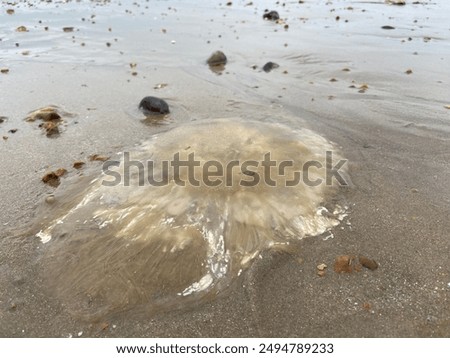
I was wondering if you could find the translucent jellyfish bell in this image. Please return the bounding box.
[34,118,348,318]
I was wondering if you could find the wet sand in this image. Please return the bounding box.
[1,0,449,337]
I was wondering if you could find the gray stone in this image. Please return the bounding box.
[262,62,279,72]
[139,96,170,115]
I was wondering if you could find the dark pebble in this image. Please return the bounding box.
[381,25,395,30]
[139,96,170,115]
[263,10,280,21]
[262,62,280,72]
[207,51,227,66]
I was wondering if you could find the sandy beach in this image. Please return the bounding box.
[0,0,449,337]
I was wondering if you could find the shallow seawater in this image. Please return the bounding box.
[33,118,348,318]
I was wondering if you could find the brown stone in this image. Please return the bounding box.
[207,51,227,66]
[73,161,85,169]
[54,168,67,177]
[359,256,379,271]
[89,154,110,162]
[42,172,60,187]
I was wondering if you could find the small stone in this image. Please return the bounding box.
[1,68,9,74]
[0,116,7,123]
[381,25,395,30]
[63,27,74,32]
[359,256,378,271]
[89,154,110,162]
[317,263,327,271]
[42,172,60,187]
[405,69,413,74]
[73,161,85,169]
[317,271,326,277]
[100,322,109,331]
[3,136,8,140]
[263,10,280,21]
[154,83,168,90]
[262,62,279,72]
[45,195,56,204]
[55,168,67,177]
[358,84,369,93]
[8,129,18,134]
[207,51,227,66]
[342,68,351,72]
[16,26,28,32]
[7,9,15,15]
[329,78,338,82]
[388,0,406,5]
[139,96,170,115]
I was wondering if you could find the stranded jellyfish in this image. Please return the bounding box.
[34,118,348,318]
